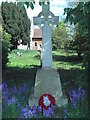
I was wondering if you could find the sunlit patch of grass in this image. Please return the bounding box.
[53,61,83,70]
[8,49,84,70]
[52,50,83,70]
[8,50,40,68]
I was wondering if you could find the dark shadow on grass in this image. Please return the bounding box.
[2,65,40,87]
[2,64,86,97]
[34,55,40,60]
[57,67,86,95]
[53,55,82,64]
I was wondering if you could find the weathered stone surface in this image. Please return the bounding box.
[33,4,59,68]
[29,3,67,108]
[29,68,67,108]
[34,68,62,98]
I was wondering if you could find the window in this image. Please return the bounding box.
[35,42,37,47]
[40,44,41,47]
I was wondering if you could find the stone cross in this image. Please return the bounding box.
[29,4,67,108]
[33,4,59,68]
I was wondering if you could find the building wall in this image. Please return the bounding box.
[32,38,42,50]
[17,44,28,50]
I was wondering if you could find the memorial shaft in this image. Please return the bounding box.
[42,22,52,68]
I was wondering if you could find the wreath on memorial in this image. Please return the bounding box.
[38,94,55,110]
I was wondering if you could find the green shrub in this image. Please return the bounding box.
[2,30,11,68]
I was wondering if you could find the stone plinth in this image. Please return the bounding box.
[29,68,67,108]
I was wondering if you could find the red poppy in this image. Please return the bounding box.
[38,94,55,110]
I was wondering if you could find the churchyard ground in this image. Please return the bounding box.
[2,49,88,118]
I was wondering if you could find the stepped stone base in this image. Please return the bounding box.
[29,68,68,108]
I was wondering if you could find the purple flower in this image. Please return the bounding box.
[69,87,85,107]
[2,82,8,89]
[21,105,29,113]
[11,85,17,94]
[18,87,24,94]
[48,107,52,113]
[21,105,37,118]
[43,108,47,117]
[64,109,67,113]
[3,96,8,106]
[17,102,21,108]
[32,105,37,111]
[28,109,32,115]
[78,87,81,92]
[28,110,33,118]
[38,106,42,112]
[78,87,85,96]
[43,107,54,117]
[46,109,50,117]
[2,83,9,96]
[0,104,2,112]
[70,97,77,106]
[71,90,77,97]
[32,109,36,115]
[0,84,2,91]
[47,107,54,117]
[23,112,28,118]
[51,104,55,109]
[8,97,17,104]
[2,90,8,96]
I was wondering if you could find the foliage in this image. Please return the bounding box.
[52,21,69,50]
[69,24,87,59]
[63,88,88,118]
[2,81,88,119]
[64,2,90,68]
[74,75,88,88]
[2,82,55,118]
[2,81,88,118]
[17,0,50,9]
[2,30,11,68]
[2,49,87,118]
[1,2,30,49]
[7,49,83,70]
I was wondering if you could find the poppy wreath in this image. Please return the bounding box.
[38,94,55,110]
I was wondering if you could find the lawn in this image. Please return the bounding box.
[2,49,88,118]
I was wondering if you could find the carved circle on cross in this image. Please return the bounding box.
[38,11,55,27]
[33,4,59,29]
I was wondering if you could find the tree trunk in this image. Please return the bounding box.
[77,50,82,60]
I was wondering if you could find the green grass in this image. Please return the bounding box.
[3,49,87,90]
[52,49,83,69]
[2,49,88,118]
[8,50,40,68]
[7,49,83,70]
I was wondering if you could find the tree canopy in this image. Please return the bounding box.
[2,29,11,68]
[52,21,69,50]
[1,2,30,49]
[64,2,90,67]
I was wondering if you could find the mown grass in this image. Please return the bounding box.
[8,50,40,68]
[52,49,83,69]
[3,49,85,86]
[7,49,83,69]
[3,49,87,94]
[2,49,88,118]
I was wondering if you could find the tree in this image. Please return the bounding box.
[64,2,90,67]
[1,2,30,49]
[2,29,11,68]
[68,24,87,59]
[52,21,69,50]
